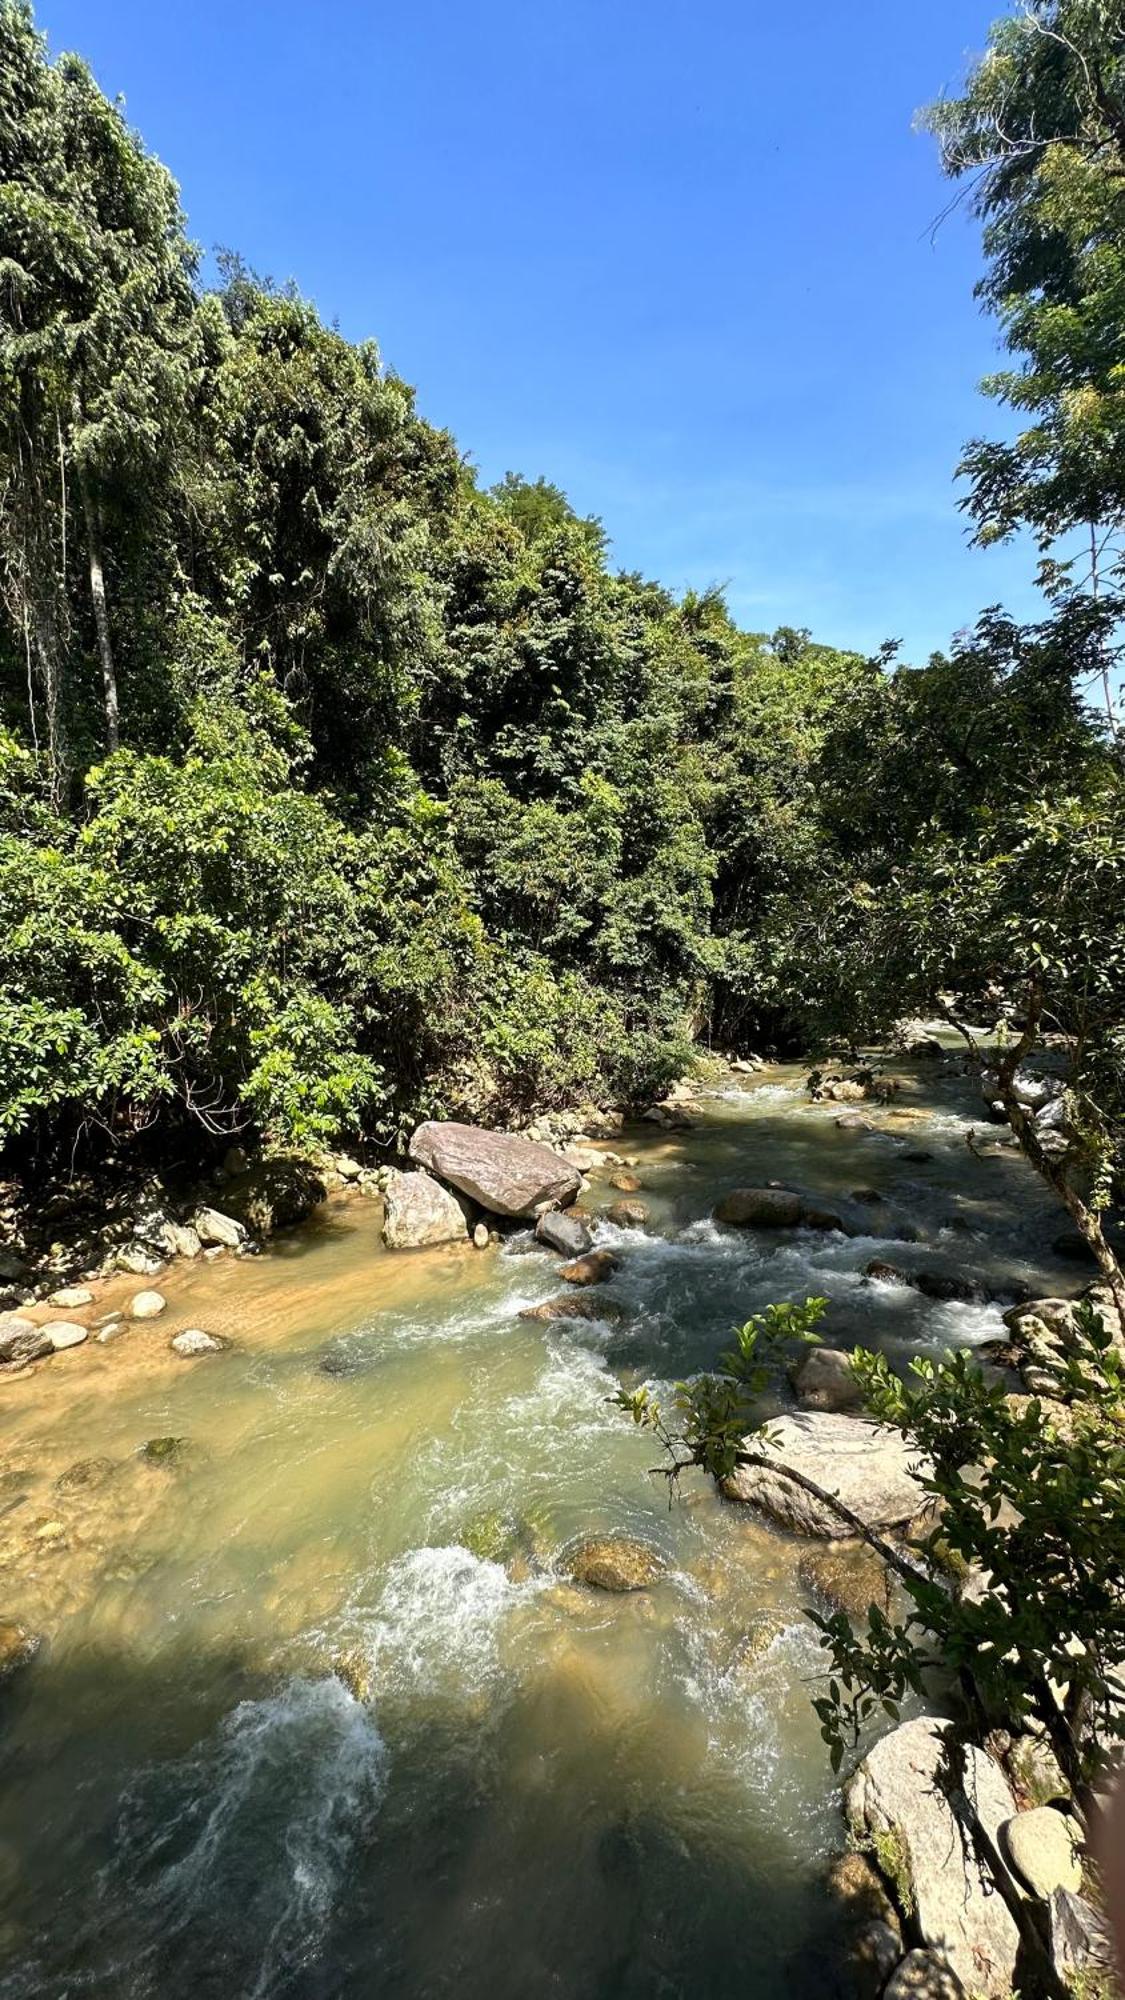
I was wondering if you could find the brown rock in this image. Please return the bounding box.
[409,1121,580,1218]
[559,1250,619,1286]
[519,1293,625,1323]
[609,1170,642,1193]
[607,1198,648,1227]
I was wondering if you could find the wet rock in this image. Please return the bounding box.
[850,1188,885,1206]
[722,1412,933,1537]
[192,1206,246,1250]
[563,1536,664,1591]
[559,1249,619,1287]
[900,1148,934,1164]
[0,1622,39,1680]
[864,1259,910,1287]
[845,1718,1019,1997]
[607,1198,648,1228]
[130,1290,166,1320]
[170,1329,230,1357]
[835,1114,874,1131]
[472,1222,490,1249]
[790,1345,864,1412]
[609,1170,642,1193]
[55,1456,119,1493]
[140,1436,190,1465]
[47,1285,93,1310]
[409,1121,580,1219]
[381,1169,468,1250]
[42,1320,88,1351]
[1001,1806,1081,1898]
[883,1950,963,2000]
[535,1209,592,1258]
[519,1293,624,1324]
[799,1545,890,1621]
[913,1270,982,1304]
[713,1187,803,1228]
[223,1155,326,1236]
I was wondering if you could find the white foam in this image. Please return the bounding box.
[363,1544,531,1699]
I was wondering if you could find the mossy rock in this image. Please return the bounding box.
[140,1435,190,1465]
[55,1456,120,1494]
[799,1545,891,1622]
[562,1535,664,1592]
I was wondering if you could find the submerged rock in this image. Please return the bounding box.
[409,1121,580,1218]
[608,1170,642,1193]
[140,1436,190,1465]
[799,1544,890,1621]
[559,1249,619,1286]
[845,1717,1019,1997]
[0,1622,40,1680]
[381,1169,468,1250]
[563,1536,664,1592]
[721,1411,933,1537]
[55,1456,119,1493]
[535,1209,592,1258]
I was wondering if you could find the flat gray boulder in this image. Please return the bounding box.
[382,1170,468,1249]
[791,1345,864,1412]
[409,1121,580,1218]
[721,1410,932,1537]
[846,1718,1019,1998]
[535,1209,592,1257]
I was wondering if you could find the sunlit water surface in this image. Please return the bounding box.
[0,1053,1073,1997]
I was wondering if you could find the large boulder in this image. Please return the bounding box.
[409,1121,580,1218]
[721,1411,933,1538]
[1001,1806,1081,1899]
[564,1536,664,1591]
[846,1717,1020,1998]
[381,1170,468,1250]
[192,1206,246,1250]
[713,1187,803,1228]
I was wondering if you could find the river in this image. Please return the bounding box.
[0,1047,1074,1998]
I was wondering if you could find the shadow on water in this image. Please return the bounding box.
[0,1634,853,2000]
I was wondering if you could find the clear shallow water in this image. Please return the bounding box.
[0,1051,1076,1998]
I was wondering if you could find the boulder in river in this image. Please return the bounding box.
[535,1209,592,1258]
[409,1121,580,1218]
[563,1536,664,1591]
[171,1329,230,1358]
[559,1249,618,1286]
[790,1345,864,1412]
[607,1198,648,1227]
[609,1169,642,1193]
[721,1411,933,1537]
[799,1544,890,1621]
[846,1717,1020,1997]
[519,1293,624,1324]
[713,1187,803,1228]
[381,1169,468,1250]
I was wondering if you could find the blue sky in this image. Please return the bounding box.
[43,0,1038,662]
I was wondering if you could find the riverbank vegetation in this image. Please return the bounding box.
[0,0,1122,1297]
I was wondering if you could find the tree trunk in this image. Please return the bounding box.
[996,981,1125,1322]
[77,463,119,753]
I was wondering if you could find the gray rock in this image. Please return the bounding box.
[381,1170,468,1250]
[160,1220,203,1260]
[845,1718,1019,1997]
[170,1328,230,1357]
[1047,1888,1112,1987]
[409,1121,580,1218]
[192,1207,246,1250]
[790,1345,864,1412]
[721,1411,933,1538]
[1001,1806,1081,1898]
[535,1209,592,1258]
[0,1325,52,1364]
[116,1242,165,1276]
[851,1921,903,2000]
[130,1290,166,1321]
[47,1286,93,1309]
[883,1950,964,1999]
[0,1312,38,1358]
[43,1320,88,1351]
[713,1187,803,1228]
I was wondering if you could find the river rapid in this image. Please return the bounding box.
[0,1048,1078,1999]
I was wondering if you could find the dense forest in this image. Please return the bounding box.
[0,0,1122,1291]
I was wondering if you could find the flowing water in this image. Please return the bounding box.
[0,1050,1076,1998]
